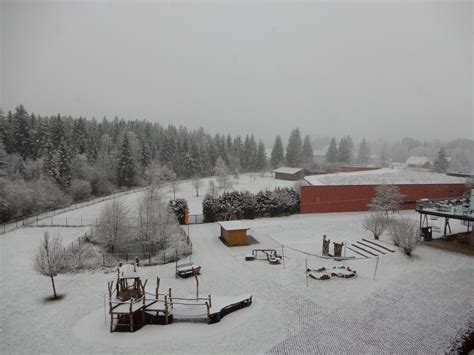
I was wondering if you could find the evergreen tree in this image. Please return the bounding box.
[357,138,370,165]
[285,128,303,167]
[12,105,31,159]
[270,135,285,168]
[338,136,354,164]
[72,117,88,154]
[326,137,338,163]
[49,114,65,147]
[256,141,267,171]
[56,141,72,189]
[117,133,136,187]
[0,138,7,176]
[433,147,449,173]
[302,135,314,168]
[140,138,152,169]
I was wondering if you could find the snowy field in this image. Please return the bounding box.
[39,172,296,226]
[1,199,473,353]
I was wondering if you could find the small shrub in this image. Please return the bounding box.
[169,198,188,224]
[388,217,419,256]
[362,212,386,240]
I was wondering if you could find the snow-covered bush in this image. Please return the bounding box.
[62,242,101,272]
[203,187,299,222]
[169,198,188,225]
[29,178,70,212]
[362,212,386,240]
[69,179,92,201]
[388,217,419,256]
[369,184,404,216]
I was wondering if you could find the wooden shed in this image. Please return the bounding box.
[218,221,250,246]
[273,167,307,181]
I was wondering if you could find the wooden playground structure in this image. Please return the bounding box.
[107,264,252,332]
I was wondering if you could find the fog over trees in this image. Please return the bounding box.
[1,104,473,223]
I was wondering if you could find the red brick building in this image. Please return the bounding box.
[300,169,468,214]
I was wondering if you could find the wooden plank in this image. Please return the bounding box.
[351,243,378,256]
[356,241,386,254]
[346,246,369,258]
[361,238,395,252]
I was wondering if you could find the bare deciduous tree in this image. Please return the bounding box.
[33,231,64,299]
[388,217,419,256]
[192,176,202,197]
[96,199,129,253]
[215,157,233,192]
[362,212,386,240]
[207,179,217,197]
[369,184,404,216]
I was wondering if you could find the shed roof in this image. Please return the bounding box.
[218,220,250,231]
[273,167,304,174]
[304,168,466,186]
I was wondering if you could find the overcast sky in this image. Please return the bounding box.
[1,1,472,143]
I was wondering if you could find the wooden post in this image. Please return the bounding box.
[373,256,379,280]
[205,301,210,324]
[194,270,199,299]
[156,277,160,299]
[208,294,212,308]
[282,245,286,269]
[169,288,173,308]
[129,301,134,332]
[164,295,169,324]
[305,258,308,288]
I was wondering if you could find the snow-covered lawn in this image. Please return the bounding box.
[41,173,296,226]
[1,206,472,353]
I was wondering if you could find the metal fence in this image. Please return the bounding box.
[188,214,204,225]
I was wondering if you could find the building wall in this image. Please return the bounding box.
[221,227,247,246]
[275,171,305,181]
[300,183,468,213]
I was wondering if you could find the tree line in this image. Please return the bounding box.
[0,105,273,221]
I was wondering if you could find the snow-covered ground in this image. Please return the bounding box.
[1,201,473,353]
[39,173,296,226]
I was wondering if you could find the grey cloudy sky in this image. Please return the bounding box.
[1,1,472,143]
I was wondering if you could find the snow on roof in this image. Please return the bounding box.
[218,220,250,231]
[304,168,466,186]
[405,156,431,165]
[118,264,141,279]
[273,167,304,174]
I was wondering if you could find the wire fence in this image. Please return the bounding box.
[0,186,148,234]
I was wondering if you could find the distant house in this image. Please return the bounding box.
[313,145,329,165]
[273,167,307,181]
[405,156,432,169]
